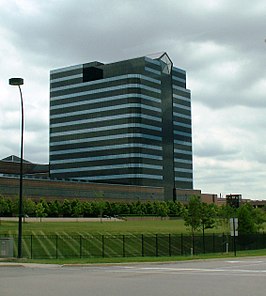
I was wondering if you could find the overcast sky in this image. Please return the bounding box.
[1,0,266,200]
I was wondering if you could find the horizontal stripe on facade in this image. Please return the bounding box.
[50,73,83,83]
[50,117,162,135]
[50,140,163,155]
[174,140,192,147]
[51,64,83,74]
[174,134,192,143]
[50,168,163,180]
[50,163,163,174]
[145,67,161,76]
[51,88,161,110]
[51,84,161,102]
[173,123,192,133]
[173,117,191,126]
[50,109,162,127]
[174,167,193,173]
[50,133,162,147]
[174,144,192,153]
[50,143,163,156]
[50,103,161,120]
[172,66,186,75]
[50,123,162,139]
[172,80,186,88]
[175,177,193,182]
[174,158,193,164]
[72,174,163,181]
[144,56,161,66]
[51,159,162,172]
[51,74,161,92]
[51,78,162,98]
[173,93,191,103]
[173,130,192,138]
[172,75,186,83]
[173,112,191,120]
[174,162,193,170]
[174,149,192,156]
[174,153,192,162]
[50,94,161,113]
[50,113,162,129]
[50,153,163,165]
[50,146,163,161]
[51,129,161,147]
[172,85,191,96]
[173,98,191,109]
[173,103,191,111]
[173,121,191,129]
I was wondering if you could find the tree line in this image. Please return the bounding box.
[0,195,265,234]
[0,196,184,218]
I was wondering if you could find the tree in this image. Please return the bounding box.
[153,201,169,217]
[252,208,266,232]
[0,196,10,218]
[24,199,36,217]
[201,203,217,231]
[47,200,62,217]
[218,204,235,231]
[200,203,217,253]
[237,203,266,234]
[182,196,218,253]
[83,202,93,217]
[62,199,72,217]
[35,203,47,222]
[167,201,184,217]
[71,199,83,217]
[182,196,202,235]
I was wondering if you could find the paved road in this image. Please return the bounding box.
[1,258,266,296]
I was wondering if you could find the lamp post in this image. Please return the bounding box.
[9,77,24,258]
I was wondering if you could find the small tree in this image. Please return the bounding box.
[183,196,202,234]
[237,203,266,234]
[62,199,72,217]
[35,203,47,222]
[200,203,217,253]
[71,199,83,217]
[252,208,266,232]
[24,199,36,217]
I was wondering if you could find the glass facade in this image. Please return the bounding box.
[49,52,193,200]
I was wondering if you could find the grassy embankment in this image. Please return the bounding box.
[0,218,231,236]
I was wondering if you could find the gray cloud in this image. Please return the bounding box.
[1,0,266,199]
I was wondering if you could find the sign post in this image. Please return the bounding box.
[230,217,238,256]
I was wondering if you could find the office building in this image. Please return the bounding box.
[49,52,193,200]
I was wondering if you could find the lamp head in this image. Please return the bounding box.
[9,78,24,86]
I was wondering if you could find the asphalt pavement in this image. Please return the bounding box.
[1,257,266,296]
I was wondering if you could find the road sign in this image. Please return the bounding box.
[230,218,238,236]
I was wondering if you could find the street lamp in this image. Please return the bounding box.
[9,77,24,258]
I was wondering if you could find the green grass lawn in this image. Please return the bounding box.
[0,219,230,236]
[1,219,266,261]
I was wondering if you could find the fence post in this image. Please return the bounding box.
[123,235,125,257]
[213,233,215,253]
[155,234,158,257]
[181,233,183,256]
[55,235,58,259]
[141,234,144,257]
[30,235,33,259]
[169,234,171,257]
[80,235,82,258]
[102,235,105,258]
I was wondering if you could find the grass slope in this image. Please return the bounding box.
[0,219,230,235]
